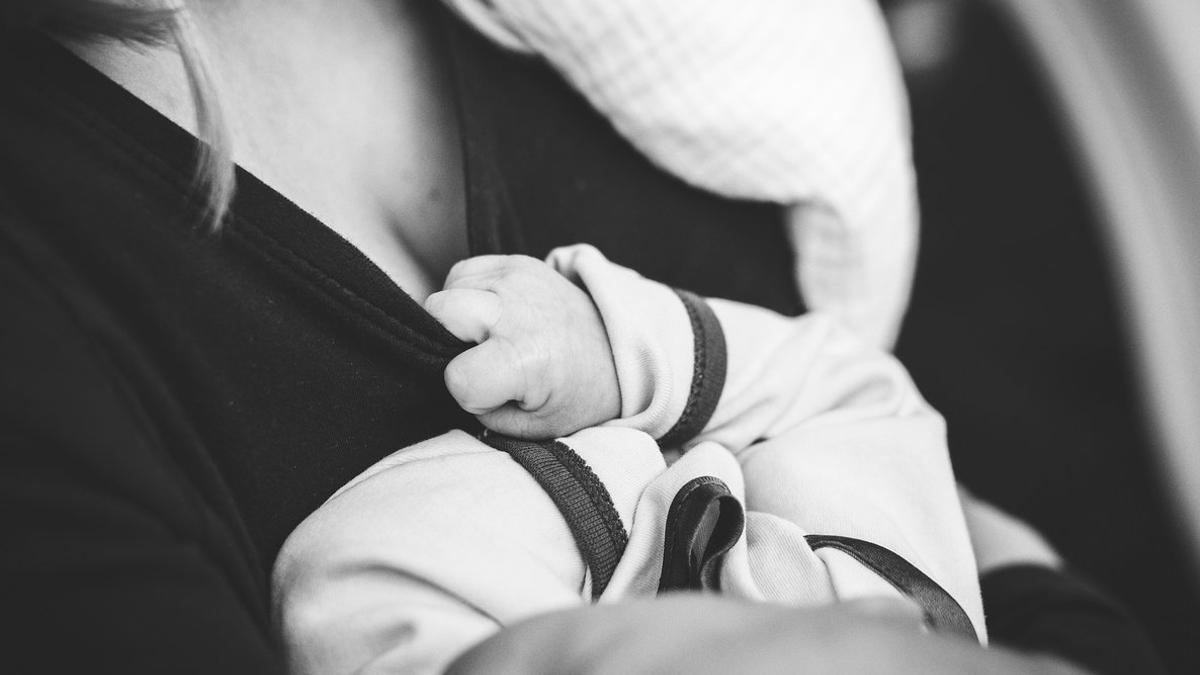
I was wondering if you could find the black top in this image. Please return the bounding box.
[0,11,1158,674]
[0,28,473,674]
[0,12,797,671]
[984,566,1162,675]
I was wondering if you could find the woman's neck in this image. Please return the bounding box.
[64,0,467,300]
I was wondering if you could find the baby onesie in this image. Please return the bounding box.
[273,245,982,674]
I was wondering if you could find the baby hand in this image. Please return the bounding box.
[425,255,621,439]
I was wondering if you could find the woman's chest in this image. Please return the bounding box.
[221,1,467,301]
[75,0,469,301]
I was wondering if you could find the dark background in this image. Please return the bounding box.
[881,1,1200,672]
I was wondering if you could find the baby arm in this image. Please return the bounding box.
[273,431,596,674]
[426,245,982,638]
[424,246,946,475]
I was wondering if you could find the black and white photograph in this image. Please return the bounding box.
[1,1,1196,673]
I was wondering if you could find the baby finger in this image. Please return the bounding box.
[424,288,502,344]
[443,339,536,415]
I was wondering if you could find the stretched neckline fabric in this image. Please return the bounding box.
[2,31,482,373]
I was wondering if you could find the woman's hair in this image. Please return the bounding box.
[2,1,234,230]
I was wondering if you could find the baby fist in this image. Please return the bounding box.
[425,255,621,439]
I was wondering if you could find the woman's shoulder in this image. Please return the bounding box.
[0,203,120,422]
[0,199,238,538]
[0,201,287,673]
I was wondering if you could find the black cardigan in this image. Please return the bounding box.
[0,10,1157,674]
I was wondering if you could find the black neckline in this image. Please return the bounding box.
[1,30,472,367]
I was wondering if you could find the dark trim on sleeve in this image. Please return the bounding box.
[805,534,979,642]
[482,433,629,599]
[659,289,727,448]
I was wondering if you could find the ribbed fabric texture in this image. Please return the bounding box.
[659,289,728,448]
[441,0,918,347]
[483,434,629,599]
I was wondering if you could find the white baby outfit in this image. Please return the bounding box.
[277,4,949,670]
[273,246,983,675]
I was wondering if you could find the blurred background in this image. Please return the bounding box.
[880,0,1200,671]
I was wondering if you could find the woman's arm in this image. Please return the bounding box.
[1,241,284,673]
[448,594,1085,675]
[962,494,1164,675]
